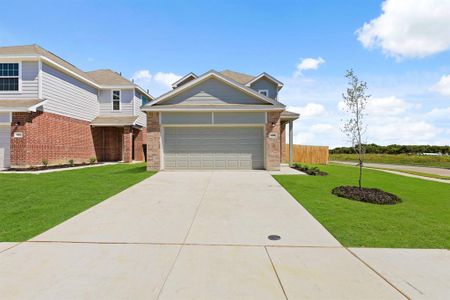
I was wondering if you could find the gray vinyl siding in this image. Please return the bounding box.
[0,124,10,169]
[98,89,134,115]
[134,90,146,127]
[0,61,38,99]
[161,112,212,124]
[250,78,278,99]
[214,112,265,124]
[160,112,265,125]
[163,78,265,105]
[0,112,11,123]
[42,63,99,121]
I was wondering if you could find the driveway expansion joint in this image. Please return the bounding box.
[346,248,411,299]
[265,246,289,300]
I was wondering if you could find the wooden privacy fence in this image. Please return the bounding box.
[284,145,329,164]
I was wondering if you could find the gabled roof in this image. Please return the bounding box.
[143,70,285,111]
[86,69,134,86]
[220,70,255,84]
[245,72,284,88]
[0,44,153,99]
[172,72,197,88]
[0,44,95,83]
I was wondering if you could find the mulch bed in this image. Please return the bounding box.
[332,185,402,205]
[7,162,97,172]
[292,164,328,176]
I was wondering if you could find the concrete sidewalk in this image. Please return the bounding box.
[333,160,450,183]
[0,171,437,299]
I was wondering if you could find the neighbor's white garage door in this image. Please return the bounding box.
[0,125,11,170]
[164,127,264,170]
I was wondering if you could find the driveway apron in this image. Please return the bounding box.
[0,171,406,299]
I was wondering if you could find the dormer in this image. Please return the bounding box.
[172,72,197,89]
[245,73,283,100]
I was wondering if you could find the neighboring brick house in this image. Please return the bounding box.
[0,45,153,169]
[142,70,299,171]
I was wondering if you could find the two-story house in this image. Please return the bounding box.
[0,45,153,169]
[142,70,299,171]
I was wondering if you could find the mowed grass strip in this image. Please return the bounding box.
[0,163,154,242]
[274,164,450,249]
[330,153,450,168]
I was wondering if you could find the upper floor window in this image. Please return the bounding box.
[258,89,269,97]
[0,63,20,91]
[112,90,121,111]
[141,95,149,105]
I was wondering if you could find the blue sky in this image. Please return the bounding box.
[1,0,449,147]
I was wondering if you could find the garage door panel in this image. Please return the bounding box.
[164,127,264,170]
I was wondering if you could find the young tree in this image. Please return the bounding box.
[342,69,369,189]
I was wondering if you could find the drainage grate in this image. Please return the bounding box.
[268,235,281,241]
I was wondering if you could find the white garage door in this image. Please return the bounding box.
[0,125,11,170]
[164,127,264,170]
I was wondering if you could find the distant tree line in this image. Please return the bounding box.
[330,144,450,155]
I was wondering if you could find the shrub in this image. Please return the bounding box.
[292,163,328,176]
[68,159,75,167]
[332,186,401,205]
[42,159,49,168]
[89,157,97,164]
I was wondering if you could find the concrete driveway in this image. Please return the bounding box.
[0,171,407,299]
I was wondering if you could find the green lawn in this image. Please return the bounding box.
[274,164,450,249]
[0,163,154,242]
[330,153,450,168]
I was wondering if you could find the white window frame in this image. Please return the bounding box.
[111,89,121,111]
[258,89,269,97]
[0,62,22,93]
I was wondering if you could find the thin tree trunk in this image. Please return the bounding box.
[359,159,363,189]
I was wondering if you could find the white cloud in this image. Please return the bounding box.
[366,96,415,116]
[153,72,182,88]
[310,124,334,133]
[425,107,450,119]
[131,70,181,97]
[357,0,450,58]
[432,74,450,96]
[369,119,441,145]
[295,57,325,76]
[287,103,326,119]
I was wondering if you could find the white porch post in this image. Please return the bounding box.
[289,120,293,166]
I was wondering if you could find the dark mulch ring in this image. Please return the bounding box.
[332,185,402,205]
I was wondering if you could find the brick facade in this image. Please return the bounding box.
[9,112,147,168]
[122,126,133,162]
[265,111,281,171]
[280,122,287,163]
[133,128,147,162]
[146,112,160,171]
[11,111,96,167]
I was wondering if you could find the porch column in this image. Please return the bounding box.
[289,120,293,166]
[122,126,133,162]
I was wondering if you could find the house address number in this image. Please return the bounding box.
[13,132,23,138]
[269,133,277,139]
